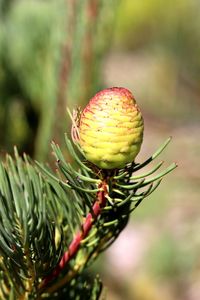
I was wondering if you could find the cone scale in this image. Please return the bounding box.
[79,87,144,169]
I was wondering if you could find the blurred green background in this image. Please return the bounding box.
[0,0,199,299]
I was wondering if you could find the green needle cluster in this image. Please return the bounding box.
[0,105,176,299]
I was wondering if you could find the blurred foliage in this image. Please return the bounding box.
[110,0,200,124]
[100,1,200,299]
[0,0,118,160]
[146,233,194,280]
[115,0,200,63]
[0,0,65,158]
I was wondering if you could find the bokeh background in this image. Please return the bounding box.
[0,0,199,299]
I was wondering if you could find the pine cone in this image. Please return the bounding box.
[79,87,144,169]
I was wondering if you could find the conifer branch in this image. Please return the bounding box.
[40,180,108,289]
[0,89,177,299]
[36,129,177,297]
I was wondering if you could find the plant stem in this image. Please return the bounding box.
[52,0,76,144]
[40,180,107,291]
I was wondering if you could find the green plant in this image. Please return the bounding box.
[0,88,176,299]
[0,0,118,160]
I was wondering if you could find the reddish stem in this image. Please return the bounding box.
[41,181,107,288]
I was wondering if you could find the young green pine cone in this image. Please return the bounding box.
[79,87,144,169]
